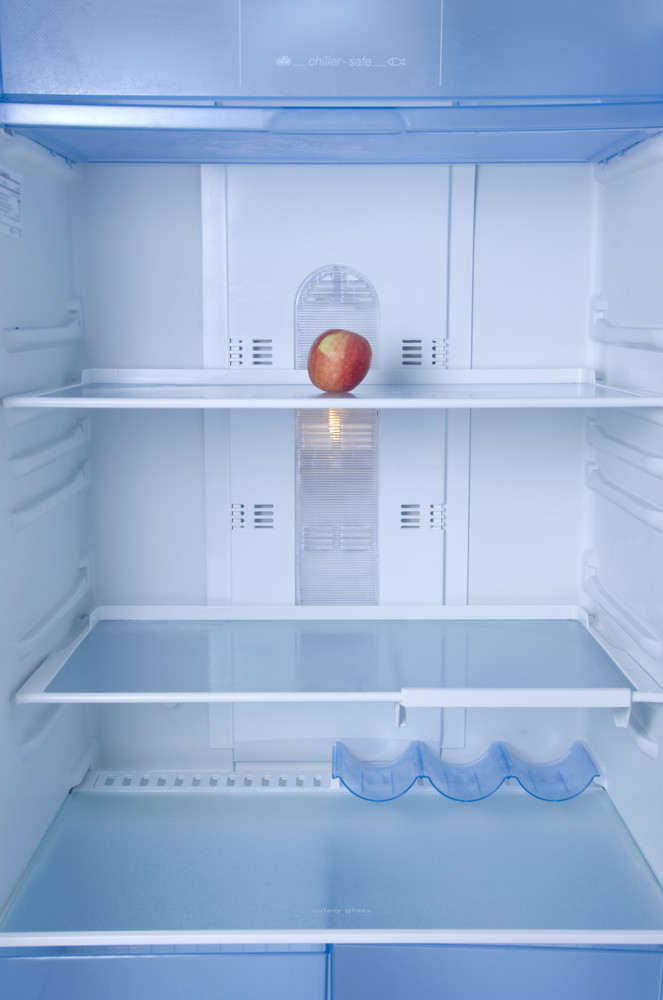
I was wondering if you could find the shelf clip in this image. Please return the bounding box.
[395,702,407,728]
[613,705,632,729]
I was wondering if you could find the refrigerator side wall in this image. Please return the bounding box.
[0,132,94,909]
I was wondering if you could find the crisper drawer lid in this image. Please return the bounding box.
[1,0,662,102]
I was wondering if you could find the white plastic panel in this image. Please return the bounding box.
[90,411,208,605]
[224,164,450,370]
[472,164,595,370]
[229,410,295,604]
[468,410,588,606]
[378,410,446,604]
[231,702,442,763]
[599,157,663,329]
[80,164,204,369]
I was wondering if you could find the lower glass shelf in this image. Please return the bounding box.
[2,783,663,944]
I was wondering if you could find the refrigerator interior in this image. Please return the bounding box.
[1,3,663,994]
[2,132,663,945]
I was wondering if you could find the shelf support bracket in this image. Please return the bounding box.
[613,705,632,729]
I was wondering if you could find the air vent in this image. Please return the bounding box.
[253,503,275,528]
[401,338,449,368]
[231,503,275,529]
[229,337,274,366]
[400,503,446,530]
[401,340,423,366]
[295,264,379,368]
[400,503,421,528]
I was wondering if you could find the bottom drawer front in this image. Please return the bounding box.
[331,945,663,1000]
[0,949,328,1000]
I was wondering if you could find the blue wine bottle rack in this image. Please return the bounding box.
[332,741,599,803]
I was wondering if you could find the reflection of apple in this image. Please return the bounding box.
[307,329,372,392]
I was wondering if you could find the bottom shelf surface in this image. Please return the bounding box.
[2,782,663,945]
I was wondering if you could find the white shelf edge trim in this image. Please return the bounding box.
[15,689,636,708]
[86,604,589,623]
[4,368,663,410]
[77,367,597,386]
[1,929,663,949]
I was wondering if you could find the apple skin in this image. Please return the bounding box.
[307,329,372,392]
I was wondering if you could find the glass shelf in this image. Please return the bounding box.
[2,783,663,944]
[15,610,662,710]
[4,369,663,410]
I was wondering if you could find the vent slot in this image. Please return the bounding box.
[296,409,378,605]
[232,503,275,530]
[229,337,274,366]
[251,339,274,365]
[295,264,379,368]
[253,503,275,528]
[401,338,449,368]
[400,503,446,530]
[400,503,422,528]
[401,340,423,366]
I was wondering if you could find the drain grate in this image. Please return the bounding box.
[83,770,332,791]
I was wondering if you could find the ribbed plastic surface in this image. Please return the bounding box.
[296,409,379,605]
[332,741,600,802]
[295,265,379,369]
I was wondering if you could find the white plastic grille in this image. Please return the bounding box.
[229,337,274,366]
[400,503,422,528]
[400,502,447,530]
[296,409,378,605]
[231,503,275,529]
[294,264,379,368]
[401,337,449,367]
[85,770,331,791]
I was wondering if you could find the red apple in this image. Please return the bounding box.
[307,329,372,392]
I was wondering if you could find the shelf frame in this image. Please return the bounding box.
[4,368,663,410]
[13,605,663,712]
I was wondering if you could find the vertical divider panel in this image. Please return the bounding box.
[201,166,229,370]
[378,409,446,605]
[201,165,232,605]
[204,412,232,606]
[443,164,476,607]
[229,410,296,605]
